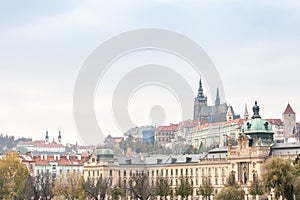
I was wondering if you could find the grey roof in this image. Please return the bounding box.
[271,142,300,156]
[202,147,228,159]
[116,154,203,165]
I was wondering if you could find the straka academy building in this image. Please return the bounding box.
[84,101,300,199]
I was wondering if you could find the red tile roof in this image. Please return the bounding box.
[191,118,245,131]
[156,124,179,131]
[283,103,296,114]
[33,155,85,166]
[266,119,284,126]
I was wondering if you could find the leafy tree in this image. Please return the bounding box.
[197,177,213,200]
[262,157,294,200]
[111,185,125,200]
[0,151,29,199]
[249,176,264,197]
[53,172,85,200]
[215,186,245,200]
[155,176,171,200]
[175,176,192,200]
[225,171,238,187]
[215,171,245,200]
[128,174,154,200]
[83,176,111,200]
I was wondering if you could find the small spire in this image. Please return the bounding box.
[215,87,220,106]
[252,100,261,119]
[244,104,249,120]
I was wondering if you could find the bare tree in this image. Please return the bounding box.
[128,174,154,200]
[83,176,111,200]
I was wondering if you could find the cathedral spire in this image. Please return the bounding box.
[196,77,206,101]
[215,87,220,106]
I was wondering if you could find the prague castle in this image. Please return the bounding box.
[193,78,240,123]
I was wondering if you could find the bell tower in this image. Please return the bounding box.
[193,78,207,120]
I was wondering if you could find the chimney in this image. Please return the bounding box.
[40,155,43,160]
[66,154,70,160]
[44,155,47,160]
[186,157,192,163]
[171,158,177,164]
[125,159,132,165]
[77,155,81,160]
[54,155,56,160]
[57,155,60,160]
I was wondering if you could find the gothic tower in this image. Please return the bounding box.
[193,78,207,120]
[282,103,296,139]
[226,105,233,121]
[215,87,220,106]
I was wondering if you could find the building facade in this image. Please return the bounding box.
[84,101,300,199]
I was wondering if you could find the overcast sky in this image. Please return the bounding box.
[0,1,300,145]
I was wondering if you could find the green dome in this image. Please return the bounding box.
[241,101,274,146]
[242,118,273,133]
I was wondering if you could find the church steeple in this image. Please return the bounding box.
[45,130,49,143]
[196,78,207,101]
[215,87,220,106]
[58,130,62,144]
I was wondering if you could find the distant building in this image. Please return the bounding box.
[142,130,155,145]
[187,118,245,151]
[33,154,86,177]
[193,78,240,123]
[125,126,155,141]
[282,103,296,139]
[266,119,284,143]
[155,124,179,147]
[104,135,124,149]
[16,131,65,155]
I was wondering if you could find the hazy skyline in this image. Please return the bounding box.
[1,1,300,145]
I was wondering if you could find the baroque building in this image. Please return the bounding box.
[193,78,239,123]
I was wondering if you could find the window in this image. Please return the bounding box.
[186,168,188,175]
[191,168,193,175]
[60,169,62,174]
[37,170,40,174]
[222,168,225,176]
[152,170,154,177]
[208,168,211,176]
[215,168,218,176]
[124,170,127,177]
[130,170,132,176]
[215,178,218,185]
[202,168,205,176]
[176,169,178,176]
[171,169,173,176]
[110,170,112,176]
